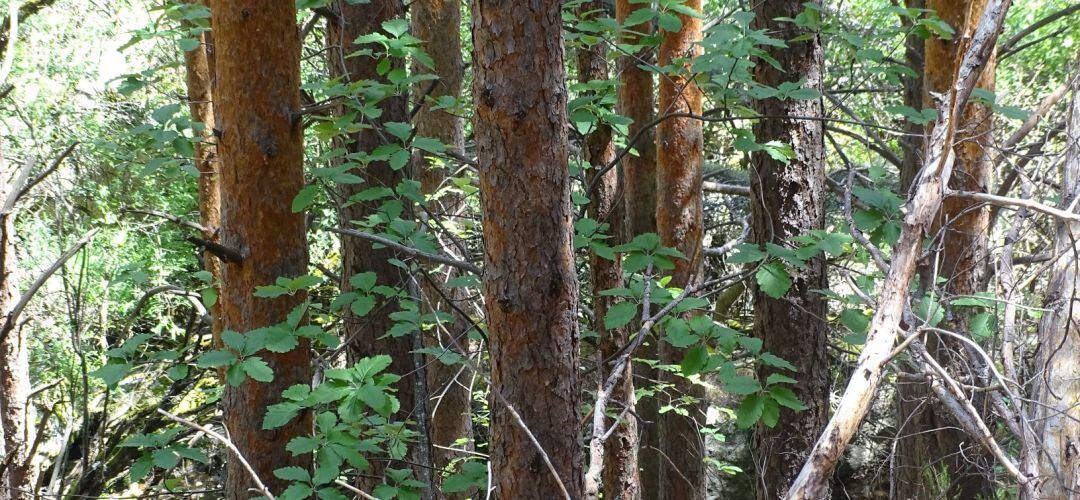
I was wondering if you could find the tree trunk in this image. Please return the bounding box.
[1033,75,1080,499]
[409,0,474,494]
[577,3,640,498]
[210,2,312,497]
[655,1,705,497]
[899,0,926,193]
[1,161,34,499]
[181,0,222,349]
[472,0,583,496]
[896,1,997,497]
[749,3,830,498]
[614,2,659,495]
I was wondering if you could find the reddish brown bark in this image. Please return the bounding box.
[472,0,583,496]
[409,0,474,493]
[210,2,312,496]
[614,2,660,494]
[181,0,222,347]
[896,1,997,497]
[749,3,830,498]
[655,1,705,497]
[577,3,641,498]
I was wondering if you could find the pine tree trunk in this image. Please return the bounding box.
[577,3,641,497]
[210,2,312,496]
[409,0,474,494]
[614,2,660,495]
[896,1,997,497]
[472,0,584,496]
[1033,76,1080,500]
[181,0,222,350]
[749,3,830,498]
[655,1,705,497]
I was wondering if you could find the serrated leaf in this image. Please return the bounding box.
[623,7,656,27]
[243,357,274,382]
[756,262,792,299]
[275,466,311,482]
[760,396,780,427]
[287,436,321,455]
[727,244,767,264]
[657,11,682,32]
[664,318,698,348]
[292,184,320,213]
[724,375,761,395]
[680,345,709,375]
[130,455,153,481]
[758,352,797,371]
[765,373,797,385]
[152,449,180,469]
[264,403,301,430]
[736,394,764,428]
[604,301,638,330]
[769,386,807,410]
[91,363,131,386]
[442,461,487,493]
[197,350,236,368]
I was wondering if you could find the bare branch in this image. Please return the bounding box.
[1,227,99,344]
[156,409,275,500]
[325,226,481,275]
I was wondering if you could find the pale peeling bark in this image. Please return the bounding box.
[1034,76,1080,499]
[787,2,1011,497]
[410,0,474,495]
[655,1,705,497]
[749,3,829,498]
[896,2,998,497]
[0,164,34,499]
[577,3,640,498]
[211,2,312,496]
[472,0,583,496]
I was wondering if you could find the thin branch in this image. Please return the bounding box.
[325,226,481,275]
[156,409,275,500]
[122,207,208,233]
[998,4,1080,56]
[0,227,99,344]
[948,189,1080,223]
[12,142,77,204]
[702,181,750,196]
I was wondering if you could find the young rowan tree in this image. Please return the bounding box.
[614,2,660,494]
[577,2,640,498]
[410,0,474,493]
